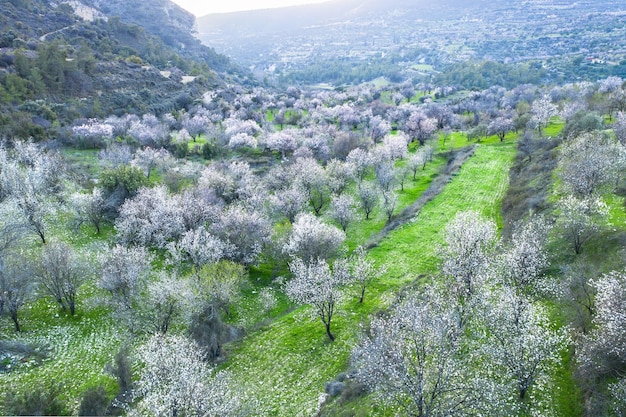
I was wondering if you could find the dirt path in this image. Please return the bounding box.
[365,144,477,249]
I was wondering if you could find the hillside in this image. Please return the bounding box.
[0,0,249,140]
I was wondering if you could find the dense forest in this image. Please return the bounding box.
[2,1,626,417]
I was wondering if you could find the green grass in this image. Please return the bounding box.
[0,289,121,411]
[223,142,516,416]
[339,154,448,251]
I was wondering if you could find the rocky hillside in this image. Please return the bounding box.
[0,0,249,140]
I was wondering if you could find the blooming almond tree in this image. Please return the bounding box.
[529,96,558,135]
[97,245,152,332]
[497,216,551,297]
[556,195,608,254]
[283,213,345,263]
[115,185,185,249]
[440,211,497,302]
[329,193,357,232]
[131,334,239,416]
[558,132,623,197]
[350,246,385,303]
[578,271,626,378]
[479,287,569,410]
[35,241,89,315]
[352,293,487,416]
[285,257,350,341]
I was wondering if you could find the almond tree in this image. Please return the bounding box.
[1,141,63,244]
[72,119,114,148]
[357,182,380,220]
[407,150,427,180]
[131,334,239,416]
[211,204,272,266]
[440,211,497,326]
[283,213,345,263]
[182,113,210,141]
[329,194,356,232]
[285,257,350,341]
[558,132,623,197]
[556,195,608,254]
[263,131,299,158]
[487,116,515,142]
[614,112,626,145]
[352,293,486,416]
[350,246,385,303]
[115,185,185,249]
[269,186,308,223]
[34,241,89,315]
[405,108,438,145]
[529,96,558,135]
[0,254,35,332]
[291,157,329,215]
[497,216,551,297]
[380,132,409,160]
[578,271,626,379]
[167,227,231,267]
[382,190,398,221]
[131,147,172,179]
[97,245,152,332]
[346,148,373,183]
[128,115,169,148]
[479,287,569,409]
[374,161,396,193]
[144,272,191,335]
[326,159,355,195]
[70,188,106,234]
[369,115,392,142]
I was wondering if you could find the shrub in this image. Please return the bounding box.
[4,383,67,416]
[78,386,110,416]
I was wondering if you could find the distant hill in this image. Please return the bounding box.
[196,0,626,86]
[197,0,500,38]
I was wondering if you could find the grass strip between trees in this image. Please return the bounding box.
[224,142,516,416]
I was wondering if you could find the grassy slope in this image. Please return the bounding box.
[225,141,516,416]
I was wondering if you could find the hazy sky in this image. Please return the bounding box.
[170,0,332,16]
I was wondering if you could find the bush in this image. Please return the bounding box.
[78,386,110,416]
[4,383,68,416]
[100,166,150,214]
[325,381,345,397]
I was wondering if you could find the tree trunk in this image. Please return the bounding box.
[11,311,21,332]
[325,322,335,341]
[38,230,46,244]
